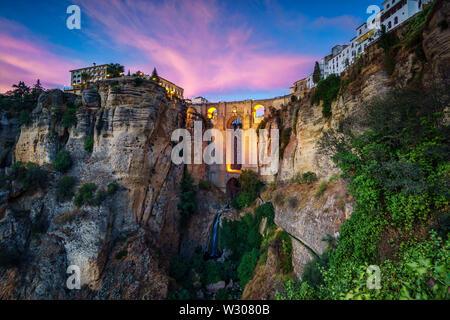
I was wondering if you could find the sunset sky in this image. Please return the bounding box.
[0,0,376,101]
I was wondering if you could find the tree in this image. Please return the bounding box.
[107,63,125,78]
[31,79,44,99]
[151,68,159,81]
[12,81,30,100]
[313,61,321,84]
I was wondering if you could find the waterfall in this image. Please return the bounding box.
[210,212,222,258]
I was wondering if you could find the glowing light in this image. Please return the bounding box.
[207,107,218,119]
[253,105,265,118]
[226,164,242,174]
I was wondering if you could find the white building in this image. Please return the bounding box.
[292,0,432,91]
[191,96,209,104]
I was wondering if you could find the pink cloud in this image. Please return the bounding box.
[0,19,78,93]
[312,15,361,31]
[77,0,316,97]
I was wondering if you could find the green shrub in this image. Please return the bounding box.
[311,74,341,117]
[198,180,213,191]
[290,95,298,103]
[254,202,275,227]
[230,170,263,210]
[56,176,76,201]
[92,189,107,206]
[84,135,94,153]
[237,248,260,287]
[62,107,77,128]
[9,162,48,192]
[107,182,119,195]
[292,171,318,184]
[278,231,293,273]
[293,108,300,133]
[178,172,196,227]
[73,183,97,207]
[315,182,328,198]
[53,149,72,173]
[302,251,329,288]
[215,288,231,300]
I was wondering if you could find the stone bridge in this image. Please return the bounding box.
[187,95,291,193]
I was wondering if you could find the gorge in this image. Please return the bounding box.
[0,0,449,300]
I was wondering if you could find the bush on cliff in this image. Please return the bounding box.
[311,74,341,117]
[300,86,450,299]
[53,149,72,173]
[73,183,97,207]
[178,172,196,227]
[56,176,76,201]
[231,170,263,210]
[237,248,260,287]
[9,162,48,192]
[84,136,94,153]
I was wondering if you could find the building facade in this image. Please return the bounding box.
[291,0,432,93]
[70,64,108,88]
[191,96,209,104]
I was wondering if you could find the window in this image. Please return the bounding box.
[387,4,390,9]
[394,16,398,25]
[388,21,392,29]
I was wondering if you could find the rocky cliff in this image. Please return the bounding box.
[1,79,187,299]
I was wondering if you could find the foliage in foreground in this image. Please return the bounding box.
[278,86,449,300]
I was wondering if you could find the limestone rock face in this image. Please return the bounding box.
[271,180,352,277]
[81,88,100,108]
[1,79,186,299]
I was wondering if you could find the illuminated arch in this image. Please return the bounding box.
[253,104,265,125]
[226,116,243,173]
[207,107,218,119]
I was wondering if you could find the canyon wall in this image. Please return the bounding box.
[1,79,186,299]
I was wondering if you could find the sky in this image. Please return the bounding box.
[0,0,377,101]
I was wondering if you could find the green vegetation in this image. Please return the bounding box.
[0,80,44,117]
[56,176,76,202]
[278,231,294,273]
[106,63,125,78]
[377,24,399,75]
[107,182,120,195]
[73,183,97,207]
[279,86,450,300]
[169,250,237,300]
[62,102,80,129]
[198,180,214,191]
[315,182,328,198]
[84,136,94,153]
[237,248,260,287]
[292,171,318,184]
[178,172,196,227]
[313,61,322,84]
[230,170,263,210]
[53,149,72,173]
[290,95,298,103]
[8,162,48,192]
[403,1,435,49]
[311,74,341,117]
